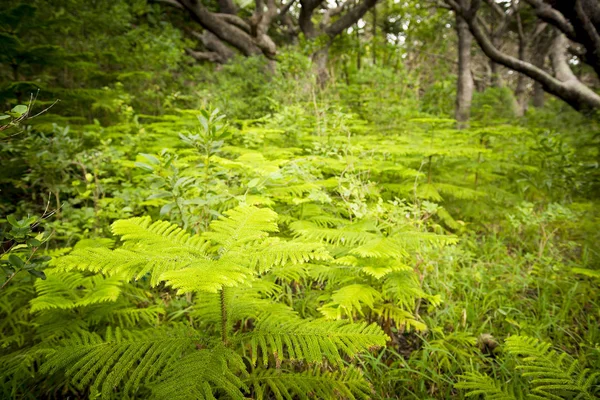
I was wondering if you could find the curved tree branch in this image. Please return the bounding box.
[177,0,263,56]
[325,0,379,38]
[445,0,600,111]
[523,0,577,40]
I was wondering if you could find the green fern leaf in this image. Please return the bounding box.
[246,366,372,400]
[151,345,247,400]
[319,284,382,319]
[41,325,205,399]
[237,318,388,366]
[455,371,517,400]
[30,270,123,312]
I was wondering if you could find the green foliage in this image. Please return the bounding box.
[5,205,387,398]
[1,213,50,287]
[457,336,600,399]
[1,5,599,398]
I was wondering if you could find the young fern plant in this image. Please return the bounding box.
[456,335,600,400]
[44,205,388,399]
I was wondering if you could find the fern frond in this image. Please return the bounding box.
[60,217,210,286]
[112,216,207,252]
[319,284,382,319]
[266,263,308,283]
[349,238,408,259]
[158,256,253,294]
[289,221,377,246]
[41,324,204,399]
[60,206,288,293]
[237,318,388,366]
[375,303,427,332]
[455,371,517,400]
[435,183,486,200]
[505,336,599,399]
[62,246,242,291]
[87,304,165,327]
[192,287,298,327]
[204,206,278,253]
[242,238,331,273]
[268,182,320,197]
[308,263,358,285]
[360,260,412,279]
[305,214,347,228]
[382,272,427,309]
[30,270,123,312]
[247,366,372,400]
[390,230,459,248]
[151,345,247,400]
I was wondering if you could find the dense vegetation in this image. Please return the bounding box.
[1,0,599,399]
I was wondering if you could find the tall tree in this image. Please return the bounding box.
[454,0,474,127]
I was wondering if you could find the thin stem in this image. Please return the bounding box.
[427,155,433,184]
[1,271,19,291]
[220,287,228,345]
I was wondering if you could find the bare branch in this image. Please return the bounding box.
[152,0,184,9]
[325,0,379,38]
[523,0,576,40]
[215,13,251,32]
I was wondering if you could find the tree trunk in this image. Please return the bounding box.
[513,1,528,116]
[298,0,379,86]
[356,23,362,70]
[188,30,236,63]
[313,45,331,88]
[218,0,237,14]
[530,23,552,108]
[456,11,474,128]
[548,33,600,110]
[372,7,377,65]
[179,0,263,56]
[490,26,501,87]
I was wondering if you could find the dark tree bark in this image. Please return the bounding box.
[218,0,237,14]
[530,22,554,108]
[524,0,600,79]
[187,30,236,63]
[512,0,528,115]
[445,0,600,113]
[356,22,362,71]
[372,6,377,65]
[483,0,511,87]
[455,1,474,128]
[158,0,294,64]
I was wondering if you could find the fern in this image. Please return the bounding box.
[37,205,392,398]
[246,367,372,400]
[290,220,378,246]
[319,284,382,319]
[151,345,247,400]
[375,303,427,332]
[456,336,600,400]
[41,325,205,398]
[60,206,326,294]
[456,371,518,400]
[505,336,599,400]
[30,270,123,312]
[237,317,388,366]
